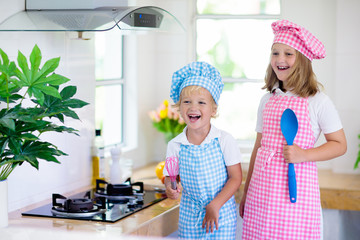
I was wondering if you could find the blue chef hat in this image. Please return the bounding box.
[170,61,224,105]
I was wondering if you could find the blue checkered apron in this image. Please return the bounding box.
[178,138,237,239]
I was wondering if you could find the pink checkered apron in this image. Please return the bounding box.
[242,93,321,239]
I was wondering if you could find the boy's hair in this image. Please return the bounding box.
[173,86,218,118]
[263,50,323,97]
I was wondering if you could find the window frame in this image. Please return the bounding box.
[192,1,281,161]
[193,7,281,83]
[95,34,125,150]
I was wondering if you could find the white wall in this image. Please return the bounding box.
[0,29,96,210]
[1,0,359,212]
[333,0,360,173]
[283,0,360,173]
[281,0,336,171]
[122,0,189,166]
[282,0,360,173]
[0,0,189,212]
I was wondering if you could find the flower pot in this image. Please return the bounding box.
[0,179,8,227]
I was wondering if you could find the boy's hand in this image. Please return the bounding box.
[202,202,220,233]
[164,176,181,199]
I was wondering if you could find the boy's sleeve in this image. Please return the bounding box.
[221,132,242,166]
[163,140,180,176]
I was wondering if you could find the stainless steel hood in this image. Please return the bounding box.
[0,0,184,32]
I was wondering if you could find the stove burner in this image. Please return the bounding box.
[94,179,144,202]
[51,193,106,218]
[107,183,133,195]
[21,188,167,223]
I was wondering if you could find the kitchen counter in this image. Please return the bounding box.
[130,163,360,211]
[318,170,360,211]
[2,166,180,239]
[236,165,360,211]
[2,163,359,239]
[6,195,180,238]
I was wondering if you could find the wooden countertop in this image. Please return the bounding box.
[131,163,360,211]
[318,169,360,211]
[237,165,360,211]
[2,163,359,239]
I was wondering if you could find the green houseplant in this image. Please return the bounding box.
[0,44,88,180]
[354,134,360,169]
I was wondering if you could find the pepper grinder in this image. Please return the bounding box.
[110,147,122,184]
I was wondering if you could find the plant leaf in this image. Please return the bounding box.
[35,84,61,99]
[63,99,89,109]
[0,45,88,176]
[17,50,31,83]
[30,44,41,75]
[37,85,88,121]
[20,141,66,164]
[20,133,38,141]
[0,118,15,131]
[8,137,21,155]
[62,109,80,120]
[31,88,45,105]
[60,85,76,99]
[36,73,69,86]
[0,48,9,66]
[33,57,60,81]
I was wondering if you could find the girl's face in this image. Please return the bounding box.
[271,43,297,86]
[179,88,216,132]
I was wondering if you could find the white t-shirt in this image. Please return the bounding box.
[163,125,242,176]
[255,88,343,142]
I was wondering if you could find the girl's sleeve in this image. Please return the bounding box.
[255,93,271,133]
[220,131,242,166]
[315,93,343,134]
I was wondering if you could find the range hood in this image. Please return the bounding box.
[0,0,184,32]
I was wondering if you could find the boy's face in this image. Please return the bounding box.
[179,88,217,131]
[271,43,297,86]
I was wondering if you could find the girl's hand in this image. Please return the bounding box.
[284,129,347,163]
[202,202,220,233]
[283,143,305,163]
[164,176,181,199]
[239,193,247,218]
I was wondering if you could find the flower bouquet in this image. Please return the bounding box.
[148,100,186,143]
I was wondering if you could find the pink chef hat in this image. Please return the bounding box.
[272,19,326,61]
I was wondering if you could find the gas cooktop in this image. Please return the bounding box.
[21,179,167,223]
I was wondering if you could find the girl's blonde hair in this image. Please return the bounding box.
[173,85,218,118]
[263,50,323,97]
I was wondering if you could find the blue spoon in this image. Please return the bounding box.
[280,108,298,203]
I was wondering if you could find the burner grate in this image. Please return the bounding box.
[21,184,167,222]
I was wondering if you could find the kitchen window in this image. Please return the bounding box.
[95,29,124,147]
[195,0,281,161]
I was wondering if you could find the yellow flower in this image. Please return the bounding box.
[159,109,167,119]
[163,99,169,107]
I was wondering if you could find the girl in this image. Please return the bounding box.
[240,19,347,240]
[164,61,243,239]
